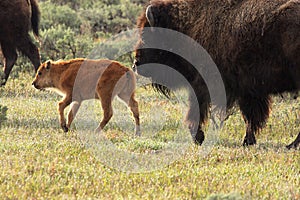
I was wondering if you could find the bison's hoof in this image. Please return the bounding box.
[0,73,6,86]
[62,125,69,132]
[286,133,300,149]
[194,130,205,145]
[0,79,6,87]
[286,142,299,149]
[243,136,256,146]
[286,143,294,149]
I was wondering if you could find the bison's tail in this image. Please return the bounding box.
[30,0,41,37]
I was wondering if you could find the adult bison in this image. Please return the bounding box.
[133,0,300,148]
[0,0,41,86]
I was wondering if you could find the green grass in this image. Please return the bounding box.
[0,73,299,199]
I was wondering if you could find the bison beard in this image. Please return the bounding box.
[134,0,300,148]
[0,0,41,86]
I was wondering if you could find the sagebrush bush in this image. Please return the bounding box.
[0,105,8,127]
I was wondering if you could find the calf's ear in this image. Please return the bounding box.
[46,60,51,70]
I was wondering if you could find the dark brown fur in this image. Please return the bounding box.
[134,0,300,148]
[32,58,140,135]
[0,0,41,86]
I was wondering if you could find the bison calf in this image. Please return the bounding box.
[32,58,140,135]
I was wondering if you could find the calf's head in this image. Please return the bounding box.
[32,60,53,90]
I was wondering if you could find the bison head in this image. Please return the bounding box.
[32,60,53,90]
[133,4,199,96]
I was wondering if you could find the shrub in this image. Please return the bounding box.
[40,25,94,60]
[0,105,8,128]
[40,1,82,31]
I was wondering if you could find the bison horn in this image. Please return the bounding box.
[146,5,155,27]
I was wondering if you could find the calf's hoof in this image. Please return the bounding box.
[62,125,69,132]
[135,131,141,137]
[94,127,102,134]
[135,126,141,136]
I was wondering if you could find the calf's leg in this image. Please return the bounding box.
[118,92,141,136]
[58,96,72,132]
[67,101,81,129]
[95,94,113,133]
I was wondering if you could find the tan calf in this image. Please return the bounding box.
[32,58,140,135]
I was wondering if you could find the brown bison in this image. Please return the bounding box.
[32,58,140,135]
[0,0,41,86]
[133,0,300,148]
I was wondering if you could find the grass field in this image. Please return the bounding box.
[0,73,299,199]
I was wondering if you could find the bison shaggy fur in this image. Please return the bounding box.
[0,0,41,86]
[133,0,300,148]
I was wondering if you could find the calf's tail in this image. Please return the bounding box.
[126,69,136,87]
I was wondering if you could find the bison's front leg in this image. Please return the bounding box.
[186,92,209,145]
[188,122,205,145]
[239,95,271,146]
[58,96,72,132]
[1,43,18,86]
[243,124,257,145]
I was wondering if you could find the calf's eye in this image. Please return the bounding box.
[38,72,42,76]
